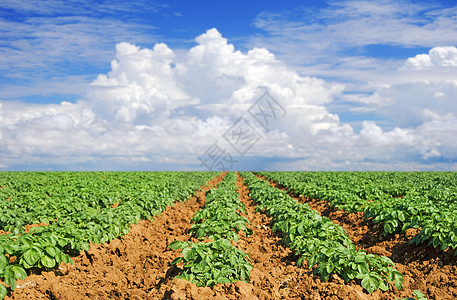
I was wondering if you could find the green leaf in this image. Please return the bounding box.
[23,247,42,266]
[8,278,16,291]
[4,266,17,290]
[41,255,56,268]
[398,211,406,222]
[12,265,27,281]
[220,239,232,248]
[168,241,184,250]
[57,238,67,248]
[394,271,403,290]
[62,253,73,264]
[8,243,22,252]
[354,254,365,263]
[171,257,182,265]
[320,268,330,282]
[298,224,304,234]
[384,222,393,234]
[229,255,236,266]
[241,269,248,281]
[217,277,231,284]
[357,262,369,274]
[297,257,304,267]
[197,259,207,271]
[45,246,57,258]
[326,263,334,274]
[54,251,62,263]
[0,284,7,300]
[378,280,389,291]
[233,233,239,242]
[0,255,7,272]
[81,243,90,251]
[21,260,33,269]
[412,290,426,299]
[244,263,253,271]
[361,274,380,294]
[182,247,193,261]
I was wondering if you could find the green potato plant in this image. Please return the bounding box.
[169,172,253,287]
[0,171,218,299]
[258,171,457,254]
[169,239,252,287]
[241,172,403,294]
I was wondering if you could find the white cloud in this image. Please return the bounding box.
[333,46,457,166]
[1,28,457,170]
[331,45,457,131]
[0,16,157,74]
[404,46,457,69]
[415,119,457,159]
[0,1,163,106]
[0,28,347,169]
[251,1,457,69]
[89,41,188,125]
[359,121,415,146]
[246,0,457,127]
[0,0,164,16]
[242,1,457,169]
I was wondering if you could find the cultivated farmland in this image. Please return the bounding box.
[0,171,456,299]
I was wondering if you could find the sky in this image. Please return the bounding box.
[0,0,457,171]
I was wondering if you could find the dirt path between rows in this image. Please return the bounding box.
[256,173,457,299]
[234,172,372,299]
[159,172,373,299]
[6,172,226,300]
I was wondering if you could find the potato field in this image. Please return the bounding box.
[0,171,456,299]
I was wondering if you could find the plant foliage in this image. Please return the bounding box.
[240,172,403,294]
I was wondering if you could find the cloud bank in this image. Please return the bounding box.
[0,29,456,170]
[405,47,457,69]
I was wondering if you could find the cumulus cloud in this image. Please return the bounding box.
[337,46,457,167]
[1,29,456,170]
[0,29,344,169]
[89,41,188,125]
[341,46,457,123]
[404,46,457,69]
[251,1,457,76]
[359,121,415,146]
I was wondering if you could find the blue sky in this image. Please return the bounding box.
[0,0,457,171]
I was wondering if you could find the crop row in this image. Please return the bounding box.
[256,171,457,254]
[0,172,217,299]
[240,172,403,294]
[0,172,214,234]
[168,172,253,287]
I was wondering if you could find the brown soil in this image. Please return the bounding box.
[233,172,370,299]
[159,172,375,299]
[24,222,50,233]
[256,173,457,300]
[0,222,50,236]
[4,172,457,299]
[6,172,229,300]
